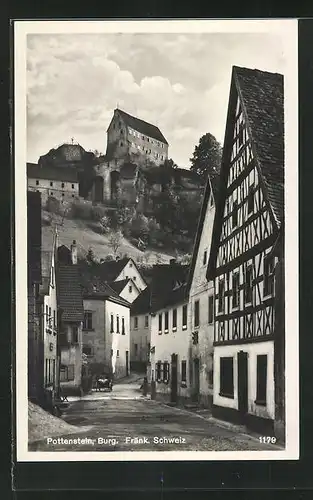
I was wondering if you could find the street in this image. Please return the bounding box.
[29,379,282,452]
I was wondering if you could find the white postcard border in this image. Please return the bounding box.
[14,18,299,462]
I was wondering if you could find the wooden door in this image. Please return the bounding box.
[170,353,178,403]
[237,351,248,420]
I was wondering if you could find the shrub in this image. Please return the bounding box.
[91,205,108,222]
[71,199,93,220]
[45,196,63,216]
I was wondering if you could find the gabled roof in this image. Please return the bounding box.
[27,163,78,183]
[186,168,220,293]
[131,285,151,315]
[207,66,284,280]
[234,66,284,225]
[150,263,189,312]
[113,109,168,145]
[82,276,131,307]
[57,264,84,322]
[97,257,130,282]
[107,279,130,295]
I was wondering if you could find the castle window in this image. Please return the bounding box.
[72,184,75,189]
[50,181,53,187]
[50,192,53,195]
[61,182,65,188]
[36,180,39,185]
[62,193,64,197]
[120,142,123,147]
[142,135,145,140]
[72,195,75,198]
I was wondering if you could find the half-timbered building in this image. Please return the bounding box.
[207,66,284,436]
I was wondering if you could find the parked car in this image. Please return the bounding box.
[95,374,113,392]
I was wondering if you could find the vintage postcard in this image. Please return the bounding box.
[14,19,299,462]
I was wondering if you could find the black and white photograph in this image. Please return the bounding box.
[14,20,298,461]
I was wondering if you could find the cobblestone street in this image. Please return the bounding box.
[29,380,282,452]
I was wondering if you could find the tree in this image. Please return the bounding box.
[86,247,95,264]
[161,158,178,170]
[190,132,222,182]
[107,230,123,257]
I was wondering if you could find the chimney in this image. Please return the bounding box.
[70,240,77,265]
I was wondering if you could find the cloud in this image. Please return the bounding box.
[27,32,286,167]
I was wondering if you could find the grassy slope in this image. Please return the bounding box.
[42,211,174,265]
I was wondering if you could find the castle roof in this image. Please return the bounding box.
[115,109,168,145]
[27,163,78,183]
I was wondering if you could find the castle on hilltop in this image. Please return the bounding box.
[27,109,203,209]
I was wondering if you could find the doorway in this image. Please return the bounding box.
[94,177,104,202]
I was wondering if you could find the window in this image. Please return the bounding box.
[72,326,78,343]
[36,180,39,186]
[62,193,65,197]
[48,307,51,328]
[134,316,138,329]
[129,285,132,293]
[218,279,225,313]
[122,317,125,335]
[164,311,169,332]
[50,192,53,195]
[181,360,187,382]
[83,312,93,330]
[264,255,275,297]
[53,310,56,328]
[163,362,170,384]
[248,185,254,214]
[156,361,162,382]
[158,314,162,334]
[50,181,53,187]
[120,142,123,147]
[72,184,75,189]
[110,314,114,333]
[61,182,65,188]
[133,276,136,281]
[110,349,113,357]
[182,305,187,330]
[232,201,238,228]
[245,265,253,304]
[256,355,267,405]
[117,350,120,357]
[60,364,75,382]
[208,295,214,324]
[144,315,149,328]
[220,357,234,398]
[129,262,133,267]
[194,300,200,328]
[203,250,207,265]
[83,346,92,355]
[172,308,177,331]
[232,272,240,308]
[116,316,120,333]
[72,195,75,198]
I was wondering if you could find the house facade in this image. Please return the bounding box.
[108,278,142,304]
[186,172,219,408]
[57,241,84,395]
[106,108,168,166]
[149,263,190,404]
[97,257,147,293]
[130,286,151,372]
[27,162,79,204]
[207,66,284,435]
[82,284,131,379]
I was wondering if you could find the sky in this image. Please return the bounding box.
[27,32,286,168]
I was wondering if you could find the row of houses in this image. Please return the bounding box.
[27,65,285,442]
[129,65,285,441]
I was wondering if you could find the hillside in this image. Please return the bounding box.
[42,211,175,265]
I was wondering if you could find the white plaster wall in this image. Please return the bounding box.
[130,313,151,362]
[118,280,140,304]
[43,251,58,385]
[60,323,83,388]
[213,340,274,420]
[150,302,189,398]
[28,177,79,202]
[105,299,130,378]
[116,260,147,291]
